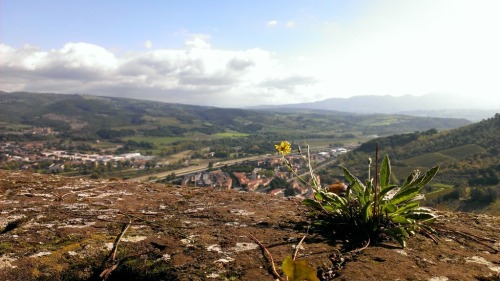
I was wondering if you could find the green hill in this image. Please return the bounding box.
[0,91,470,144]
[347,114,500,214]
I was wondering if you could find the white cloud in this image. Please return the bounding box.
[3,1,499,108]
[285,21,296,28]
[267,20,278,27]
[185,34,211,49]
[267,20,296,28]
[0,39,316,107]
[144,40,153,49]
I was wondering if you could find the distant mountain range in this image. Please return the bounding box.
[254,93,499,121]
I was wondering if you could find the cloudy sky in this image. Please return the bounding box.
[1,0,499,108]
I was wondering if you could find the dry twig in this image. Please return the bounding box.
[100,217,132,281]
[293,234,307,260]
[248,233,285,281]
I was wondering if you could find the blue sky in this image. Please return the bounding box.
[2,1,360,50]
[1,0,499,108]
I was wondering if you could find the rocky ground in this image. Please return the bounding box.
[0,170,499,281]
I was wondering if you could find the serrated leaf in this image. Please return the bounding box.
[282,256,320,281]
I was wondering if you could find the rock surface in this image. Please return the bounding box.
[0,170,499,281]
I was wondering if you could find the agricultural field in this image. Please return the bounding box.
[403,152,456,167]
[123,136,187,146]
[423,183,455,201]
[439,144,486,159]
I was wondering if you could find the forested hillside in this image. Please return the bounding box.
[0,91,470,142]
[342,114,500,213]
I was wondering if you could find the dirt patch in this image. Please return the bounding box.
[0,170,499,280]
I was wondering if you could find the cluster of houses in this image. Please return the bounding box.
[180,146,350,198]
[181,170,234,189]
[2,138,352,199]
[2,127,57,136]
[0,141,155,172]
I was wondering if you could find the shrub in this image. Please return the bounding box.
[470,187,498,204]
[276,141,439,248]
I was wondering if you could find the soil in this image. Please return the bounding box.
[1,170,499,281]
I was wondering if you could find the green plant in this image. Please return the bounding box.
[276,141,439,248]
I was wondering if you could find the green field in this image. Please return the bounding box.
[124,136,187,145]
[424,183,455,201]
[403,152,455,168]
[400,143,488,171]
[124,130,249,146]
[439,144,486,160]
[213,132,249,138]
[289,134,375,149]
[0,122,32,130]
[359,116,400,126]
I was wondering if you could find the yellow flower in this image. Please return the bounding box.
[275,140,291,155]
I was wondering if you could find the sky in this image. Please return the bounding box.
[1,0,500,108]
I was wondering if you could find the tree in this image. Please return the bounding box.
[470,187,498,204]
[269,177,288,190]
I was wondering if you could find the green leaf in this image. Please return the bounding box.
[322,205,336,213]
[361,201,373,223]
[401,170,420,189]
[396,236,407,248]
[389,187,421,205]
[282,256,320,281]
[322,192,349,209]
[396,226,410,238]
[383,227,408,248]
[417,166,439,186]
[311,220,328,226]
[392,201,420,215]
[391,215,412,224]
[314,192,324,201]
[380,155,391,190]
[379,184,399,200]
[405,211,438,222]
[383,203,397,213]
[302,199,323,210]
[340,166,365,195]
[399,166,439,194]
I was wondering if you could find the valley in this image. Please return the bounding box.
[0,91,498,215]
